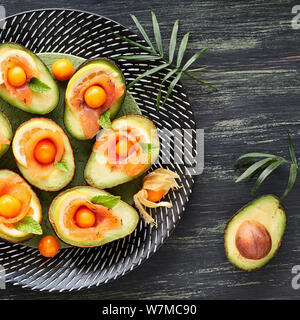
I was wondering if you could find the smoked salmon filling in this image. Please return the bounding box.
[59,196,121,242]
[0,174,32,224]
[0,53,38,106]
[93,129,149,177]
[17,127,65,179]
[69,70,125,139]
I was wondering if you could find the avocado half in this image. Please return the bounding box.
[49,186,139,247]
[0,111,12,158]
[0,170,42,243]
[224,195,286,271]
[84,115,160,189]
[64,58,126,140]
[12,118,75,191]
[0,42,59,114]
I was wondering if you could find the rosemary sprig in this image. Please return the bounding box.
[235,133,298,200]
[112,11,218,110]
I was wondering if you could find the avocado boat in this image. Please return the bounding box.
[0,170,42,243]
[224,195,286,271]
[85,115,160,189]
[49,186,139,247]
[0,42,59,114]
[65,58,126,140]
[12,118,75,191]
[0,111,12,158]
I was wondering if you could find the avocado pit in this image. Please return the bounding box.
[235,220,272,260]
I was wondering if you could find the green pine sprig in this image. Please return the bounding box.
[112,11,218,110]
[235,133,299,200]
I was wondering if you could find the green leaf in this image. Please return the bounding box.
[281,163,298,200]
[251,159,284,195]
[156,69,178,110]
[90,194,121,208]
[151,12,163,56]
[140,142,159,153]
[131,14,156,53]
[188,67,208,72]
[169,19,179,63]
[176,32,189,67]
[234,157,253,171]
[183,71,218,91]
[127,63,169,90]
[54,157,68,172]
[238,152,283,161]
[288,133,297,164]
[29,77,51,93]
[99,110,112,130]
[235,157,275,183]
[182,48,209,71]
[15,217,43,235]
[160,71,183,108]
[113,32,153,54]
[112,55,161,61]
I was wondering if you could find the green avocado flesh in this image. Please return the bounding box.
[49,187,139,247]
[0,111,12,158]
[65,58,126,140]
[12,118,75,191]
[0,170,42,243]
[0,43,59,114]
[85,115,160,189]
[224,195,286,271]
[0,52,141,249]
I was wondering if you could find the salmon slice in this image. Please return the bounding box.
[0,175,32,224]
[1,55,38,106]
[62,198,121,241]
[93,130,148,177]
[19,128,65,179]
[69,70,125,139]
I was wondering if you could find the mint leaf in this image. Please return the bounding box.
[15,217,43,235]
[140,142,159,154]
[54,158,68,172]
[29,77,51,93]
[90,194,120,208]
[99,110,112,130]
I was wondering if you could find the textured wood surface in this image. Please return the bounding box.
[1,0,300,300]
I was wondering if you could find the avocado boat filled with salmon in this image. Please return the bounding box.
[85,115,160,189]
[0,170,42,243]
[0,43,59,114]
[49,186,139,247]
[65,58,126,140]
[12,118,75,191]
[0,111,12,158]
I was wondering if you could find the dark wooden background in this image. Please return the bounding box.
[1,0,300,300]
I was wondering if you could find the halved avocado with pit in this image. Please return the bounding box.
[12,118,75,191]
[64,58,126,140]
[0,111,12,158]
[84,115,160,189]
[0,170,42,243]
[224,195,286,271]
[0,42,59,114]
[49,186,139,247]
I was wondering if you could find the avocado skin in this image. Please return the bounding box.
[64,58,126,140]
[0,111,12,158]
[48,186,139,248]
[224,194,286,272]
[0,42,59,114]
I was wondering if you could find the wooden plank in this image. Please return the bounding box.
[1,0,300,299]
